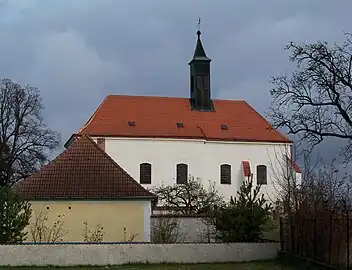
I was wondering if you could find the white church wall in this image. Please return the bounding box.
[93,137,294,203]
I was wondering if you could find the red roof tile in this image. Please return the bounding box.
[74,95,291,143]
[288,157,301,173]
[16,135,156,200]
[242,161,251,177]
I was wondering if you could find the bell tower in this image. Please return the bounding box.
[189,29,213,111]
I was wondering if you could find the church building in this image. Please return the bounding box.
[65,30,301,202]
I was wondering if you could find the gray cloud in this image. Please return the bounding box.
[1,0,352,163]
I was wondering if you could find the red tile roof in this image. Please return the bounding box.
[16,135,156,200]
[72,95,291,144]
[288,157,301,173]
[242,161,251,177]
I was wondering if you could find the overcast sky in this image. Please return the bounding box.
[1,0,351,165]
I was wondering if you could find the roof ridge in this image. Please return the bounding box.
[212,98,247,102]
[106,94,246,102]
[107,94,189,99]
[82,134,156,197]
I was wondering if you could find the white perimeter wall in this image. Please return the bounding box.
[0,243,280,266]
[95,137,294,203]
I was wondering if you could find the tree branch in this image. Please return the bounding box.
[267,34,352,160]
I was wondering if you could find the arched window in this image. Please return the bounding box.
[257,165,267,185]
[176,163,188,184]
[220,164,231,184]
[140,163,152,184]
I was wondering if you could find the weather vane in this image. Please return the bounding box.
[197,17,201,31]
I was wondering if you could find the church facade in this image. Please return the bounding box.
[65,30,300,202]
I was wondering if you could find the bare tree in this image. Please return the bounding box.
[151,176,225,215]
[280,162,352,267]
[0,78,60,187]
[267,33,352,162]
[268,143,351,215]
[303,162,351,210]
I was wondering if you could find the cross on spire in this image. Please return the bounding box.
[190,17,210,60]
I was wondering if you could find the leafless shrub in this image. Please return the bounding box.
[152,217,185,243]
[82,221,104,243]
[30,209,68,243]
[123,226,138,242]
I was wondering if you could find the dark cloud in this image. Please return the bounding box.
[1,0,352,162]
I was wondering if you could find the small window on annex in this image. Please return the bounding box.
[220,164,231,184]
[140,163,152,184]
[256,165,267,185]
[176,163,188,184]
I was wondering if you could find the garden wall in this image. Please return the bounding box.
[150,214,216,243]
[0,243,280,266]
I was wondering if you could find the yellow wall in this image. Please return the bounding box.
[25,200,149,243]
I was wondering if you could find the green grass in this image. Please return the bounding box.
[0,261,297,269]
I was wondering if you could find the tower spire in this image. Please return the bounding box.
[190,20,210,62]
[188,21,213,111]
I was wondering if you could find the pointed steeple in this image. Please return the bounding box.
[189,29,213,111]
[190,31,211,63]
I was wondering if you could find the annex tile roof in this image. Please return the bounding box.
[16,135,156,200]
[242,161,252,177]
[70,95,291,144]
[287,157,301,173]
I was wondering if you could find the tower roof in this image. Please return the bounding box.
[189,31,211,64]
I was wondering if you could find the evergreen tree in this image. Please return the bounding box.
[0,186,31,244]
[216,176,272,242]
